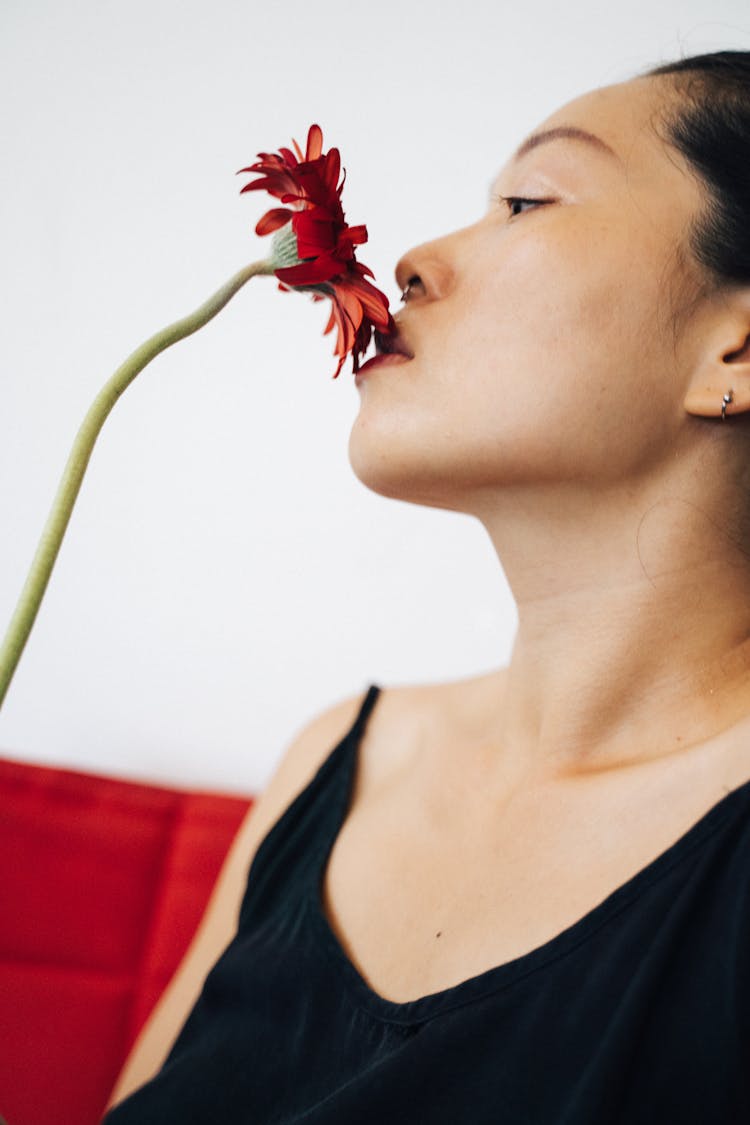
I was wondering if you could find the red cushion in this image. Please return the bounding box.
[0,756,253,1125]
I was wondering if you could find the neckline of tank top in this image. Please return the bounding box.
[305,688,750,1026]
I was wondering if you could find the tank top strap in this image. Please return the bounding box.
[303,683,381,797]
[348,683,381,741]
[237,683,381,927]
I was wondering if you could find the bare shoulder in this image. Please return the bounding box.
[355,666,510,791]
[247,671,509,842]
[378,666,509,731]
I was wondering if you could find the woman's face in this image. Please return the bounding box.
[348,75,709,514]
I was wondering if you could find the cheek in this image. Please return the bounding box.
[469,221,654,368]
[432,225,675,476]
[349,223,680,504]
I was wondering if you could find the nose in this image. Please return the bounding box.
[394,234,458,304]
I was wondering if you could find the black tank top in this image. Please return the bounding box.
[103,683,750,1123]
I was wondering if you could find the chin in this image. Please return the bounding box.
[346,425,485,515]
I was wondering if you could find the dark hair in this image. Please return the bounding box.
[637,50,750,294]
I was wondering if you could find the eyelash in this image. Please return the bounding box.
[495,194,550,217]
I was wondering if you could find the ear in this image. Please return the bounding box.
[683,324,750,421]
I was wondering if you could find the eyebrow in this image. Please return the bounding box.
[487,125,621,204]
[512,125,620,164]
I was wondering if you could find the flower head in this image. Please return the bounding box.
[238,124,395,378]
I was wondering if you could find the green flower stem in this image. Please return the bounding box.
[0,257,276,710]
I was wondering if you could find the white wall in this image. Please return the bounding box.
[0,0,748,793]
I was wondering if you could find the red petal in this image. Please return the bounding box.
[255,208,294,235]
[306,124,324,161]
[293,211,337,256]
[239,171,301,199]
[331,286,363,346]
[323,147,341,192]
[341,275,391,323]
[343,223,368,246]
[274,256,340,285]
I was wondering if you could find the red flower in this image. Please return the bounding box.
[238,124,395,378]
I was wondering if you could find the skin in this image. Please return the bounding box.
[104,73,750,1037]
[348,73,750,794]
[106,74,750,1069]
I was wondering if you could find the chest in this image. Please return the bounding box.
[320,753,738,1005]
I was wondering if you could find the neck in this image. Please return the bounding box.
[475,469,750,781]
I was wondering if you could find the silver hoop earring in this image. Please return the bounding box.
[722,389,734,422]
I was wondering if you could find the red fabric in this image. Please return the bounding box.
[0,755,254,1125]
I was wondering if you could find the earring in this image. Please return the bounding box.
[721,389,734,422]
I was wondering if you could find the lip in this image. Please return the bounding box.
[355,353,412,384]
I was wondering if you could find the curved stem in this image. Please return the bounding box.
[0,258,275,709]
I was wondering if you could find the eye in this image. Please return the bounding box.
[495,195,551,218]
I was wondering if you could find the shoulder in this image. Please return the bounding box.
[105,673,505,1106]
[352,666,510,793]
[245,665,509,843]
[234,687,376,854]
[378,666,509,737]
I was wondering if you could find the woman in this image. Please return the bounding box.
[105,50,750,1121]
